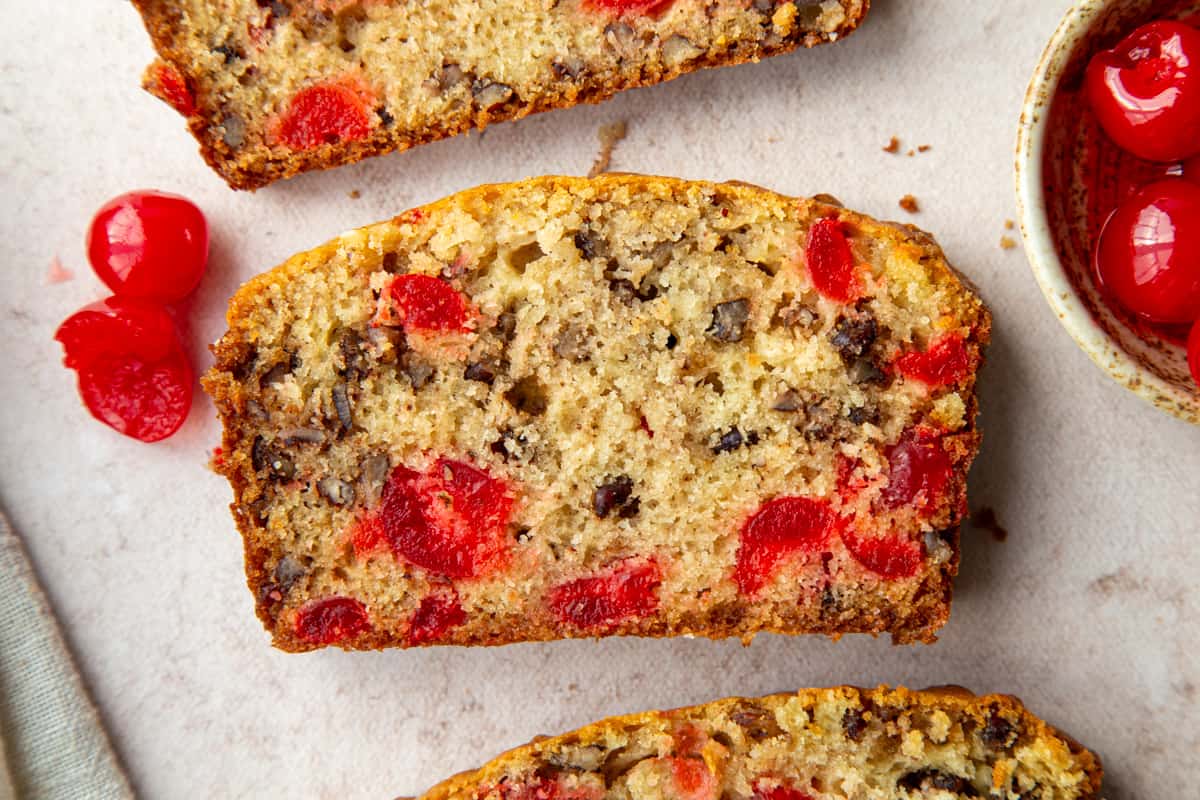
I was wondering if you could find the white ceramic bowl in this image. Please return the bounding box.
[1015,0,1200,425]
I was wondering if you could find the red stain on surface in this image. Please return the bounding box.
[46,256,74,284]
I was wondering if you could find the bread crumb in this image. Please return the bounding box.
[1004,219,1015,230]
[1000,236,1018,250]
[906,149,916,157]
[882,136,900,154]
[46,256,74,284]
[899,195,919,214]
[349,189,361,199]
[588,121,628,178]
[917,144,931,153]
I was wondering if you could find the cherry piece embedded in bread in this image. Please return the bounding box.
[880,429,952,511]
[407,590,466,644]
[734,497,837,595]
[841,526,923,579]
[667,757,720,800]
[494,778,601,800]
[895,333,971,387]
[153,63,195,116]
[294,596,370,644]
[54,298,193,442]
[588,0,674,14]
[548,558,661,629]
[275,79,374,151]
[753,781,816,800]
[805,217,861,302]
[1085,20,1200,162]
[1095,178,1200,324]
[87,190,209,303]
[378,459,513,579]
[387,274,472,332]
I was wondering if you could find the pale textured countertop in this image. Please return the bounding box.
[1,1,1197,797]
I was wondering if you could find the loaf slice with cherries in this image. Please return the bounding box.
[203,174,990,651]
[131,0,868,189]
[411,687,1102,800]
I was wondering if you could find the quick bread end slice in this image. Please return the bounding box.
[131,0,868,189]
[412,686,1102,800]
[203,174,990,652]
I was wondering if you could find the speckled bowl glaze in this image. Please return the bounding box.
[1016,0,1200,425]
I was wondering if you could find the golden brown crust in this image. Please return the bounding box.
[129,1,869,190]
[417,686,1101,800]
[203,174,990,651]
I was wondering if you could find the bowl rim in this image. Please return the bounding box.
[1014,0,1200,425]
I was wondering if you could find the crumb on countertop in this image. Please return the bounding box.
[1000,236,1018,250]
[917,144,931,153]
[899,194,920,213]
[588,120,628,178]
[1005,219,1015,230]
[883,136,900,154]
[348,189,361,200]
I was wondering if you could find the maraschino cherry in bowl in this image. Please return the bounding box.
[1016,0,1200,425]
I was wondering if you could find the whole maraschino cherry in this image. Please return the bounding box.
[87,190,208,302]
[1086,20,1200,162]
[1094,178,1200,325]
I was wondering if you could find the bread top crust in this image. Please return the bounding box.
[414,686,1101,800]
[215,174,984,335]
[130,1,869,189]
[204,174,990,651]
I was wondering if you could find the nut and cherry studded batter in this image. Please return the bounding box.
[409,687,1102,800]
[131,0,869,188]
[203,175,990,651]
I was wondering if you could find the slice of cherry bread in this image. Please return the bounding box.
[131,0,868,189]
[410,687,1102,800]
[203,174,990,652]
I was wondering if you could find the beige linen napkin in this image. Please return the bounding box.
[0,730,13,800]
[0,513,133,799]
